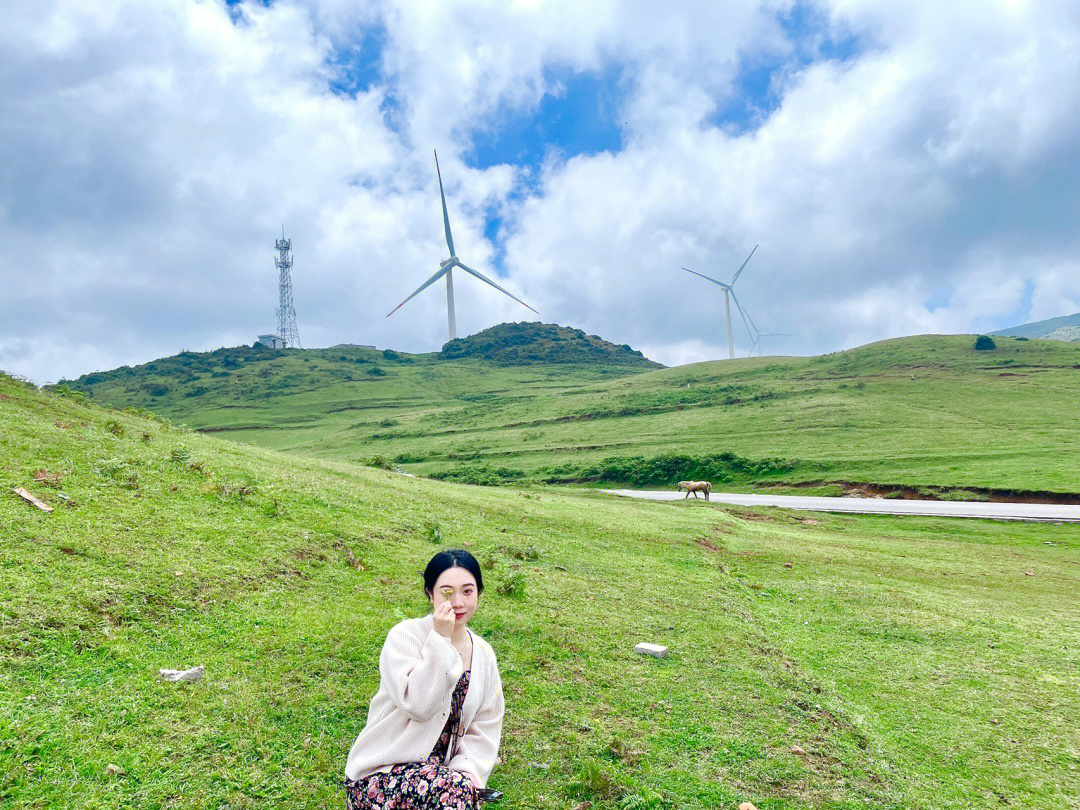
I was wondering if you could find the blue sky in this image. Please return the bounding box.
[2,0,1080,382]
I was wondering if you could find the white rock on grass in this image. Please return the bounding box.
[634,642,669,658]
[159,665,205,682]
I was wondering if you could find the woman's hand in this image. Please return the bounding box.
[432,599,456,638]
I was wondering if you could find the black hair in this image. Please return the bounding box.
[423,549,484,597]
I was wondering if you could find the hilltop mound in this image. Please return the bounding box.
[439,321,661,367]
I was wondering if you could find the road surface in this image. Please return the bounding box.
[602,489,1080,522]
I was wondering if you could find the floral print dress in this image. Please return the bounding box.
[344,670,478,810]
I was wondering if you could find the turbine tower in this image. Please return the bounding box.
[682,245,758,359]
[275,227,301,348]
[387,150,538,341]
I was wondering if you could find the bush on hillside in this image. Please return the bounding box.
[429,464,525,486]
[369,454,394,470]
[974,335,997,350]
[546,451,795,487]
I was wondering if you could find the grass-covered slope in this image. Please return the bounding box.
[992,312,1080,340]
[3,372,1080,808]
[63,334,1080,494]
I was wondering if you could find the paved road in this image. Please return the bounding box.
[602,489,1080,522]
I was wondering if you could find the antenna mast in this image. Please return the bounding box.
[275,226,301,348]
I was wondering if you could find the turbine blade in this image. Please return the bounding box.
[729,290,759,347]
[457,262,539,314]
[681,267,730,289]
[730,244,758,285]
[385,266,448,317]
[435,150,456,257]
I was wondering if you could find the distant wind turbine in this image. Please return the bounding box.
[682,245,759,359]
[386,150,538,341]
[751,332,792,356]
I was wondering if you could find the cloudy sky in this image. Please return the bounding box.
[3,0,1079,382]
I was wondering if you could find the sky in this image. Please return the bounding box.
[3,0,1080,383]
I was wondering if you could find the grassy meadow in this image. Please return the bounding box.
[3,372,1079,808]
[65,333,1080,495]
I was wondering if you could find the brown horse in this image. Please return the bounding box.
[677,480,712,500]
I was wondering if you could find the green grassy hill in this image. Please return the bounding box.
[992,312,1080,340]
[61,333,1080,495]
[440,322,661,367]
[3,372,1079,808]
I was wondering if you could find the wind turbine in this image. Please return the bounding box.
[682,245,759,359]
[751,332,792,356]
[386,150,538,341]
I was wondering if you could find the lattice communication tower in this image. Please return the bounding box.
[275,228,301,348]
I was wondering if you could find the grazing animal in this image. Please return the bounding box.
[678,480,712,500]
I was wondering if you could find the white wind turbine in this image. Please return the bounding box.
[386,151,538,341]
[751,332,792,356]
[682,245,759,359]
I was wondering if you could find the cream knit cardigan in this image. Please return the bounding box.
[344,614,505,787]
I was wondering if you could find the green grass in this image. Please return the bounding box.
[4,372,1079,808]
[63,333,1080,494]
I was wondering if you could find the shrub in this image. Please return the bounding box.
[566,760,622,802]
[620,792,668,810]
[423,521,443,544]
[369,454,394,470]
[553,451,794,487]
[367,366,387,377]
[497,571,526,597]
[52,385,86,402]
[503,544,540,561]
[429,464,525,486]
[974,335,997,350]
[104,419,124,437]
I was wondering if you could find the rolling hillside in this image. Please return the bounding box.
[993,312,1080,341]
[61,331,1080,495]
[2,371,1079,808]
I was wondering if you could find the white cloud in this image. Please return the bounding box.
[2,0,1079,382]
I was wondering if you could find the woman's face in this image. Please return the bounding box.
[430,566,479,627]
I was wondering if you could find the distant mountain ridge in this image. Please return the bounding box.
[992,312,1080,340]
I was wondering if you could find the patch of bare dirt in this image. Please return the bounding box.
[739,511,773,522]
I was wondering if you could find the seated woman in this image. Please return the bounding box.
[344,549,505,810]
